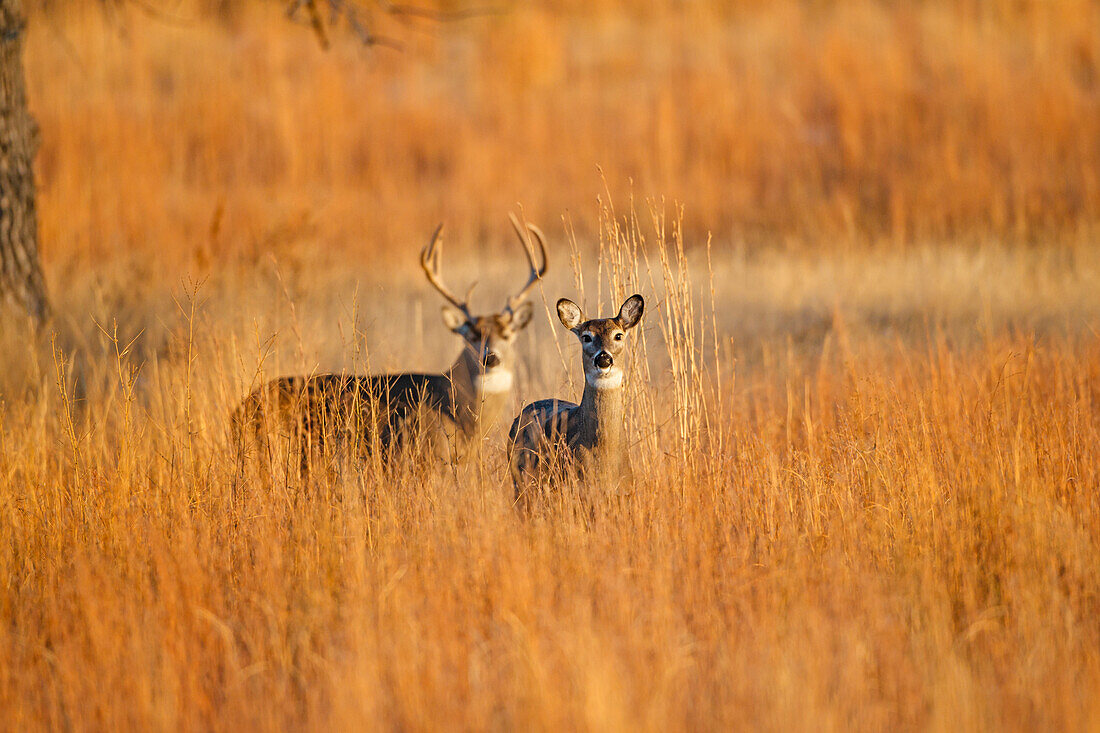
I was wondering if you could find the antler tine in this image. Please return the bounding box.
[506,213,549,313]
[420,223,473,320]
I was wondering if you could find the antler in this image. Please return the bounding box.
[505,212,549,316]
[421,224,474,321]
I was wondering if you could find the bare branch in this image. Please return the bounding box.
[285,0,497,50]
[304,0,329,48]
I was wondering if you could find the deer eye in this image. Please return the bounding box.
[581,333,592,343]
[614,333,624,341]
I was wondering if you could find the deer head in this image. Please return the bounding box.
[556,294,645,390]
[421,214,548,393]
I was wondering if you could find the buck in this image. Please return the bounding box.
[233,215,548,474]
[508,294,644,503]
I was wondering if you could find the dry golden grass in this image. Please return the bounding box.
[27,0,1100,276]
[3,0,1100,730]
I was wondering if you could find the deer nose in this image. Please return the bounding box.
[484,352,501,369]
[595,351,613,369]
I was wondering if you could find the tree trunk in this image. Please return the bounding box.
[0,0,48,326]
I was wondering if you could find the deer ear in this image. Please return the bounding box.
[441,305,469,334]
[557,298,583,330]
[508,301,534,331]
[617,294,644,329]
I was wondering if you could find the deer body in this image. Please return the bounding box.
[509,295,644,500]
[234,354,512,467]
[233,217,547,474]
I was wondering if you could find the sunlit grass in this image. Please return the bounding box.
[4,202,1100,729]
[3,0,1100,729]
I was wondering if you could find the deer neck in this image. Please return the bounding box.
[577,381,625,468]
[444,354,512,438]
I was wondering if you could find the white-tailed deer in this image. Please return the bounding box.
[233,215,548,475]
[508,294,644,504]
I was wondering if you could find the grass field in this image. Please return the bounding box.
[2,0,1100,729]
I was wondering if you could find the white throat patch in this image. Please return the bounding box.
[585,369,623,390]
[474,370,514,394]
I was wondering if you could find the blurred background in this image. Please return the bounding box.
[31,0,1100,261]
[19,0,1100,379]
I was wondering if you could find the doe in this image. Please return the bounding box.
[508,294,645,505]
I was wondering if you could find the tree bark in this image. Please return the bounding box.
[0,0,48,326]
